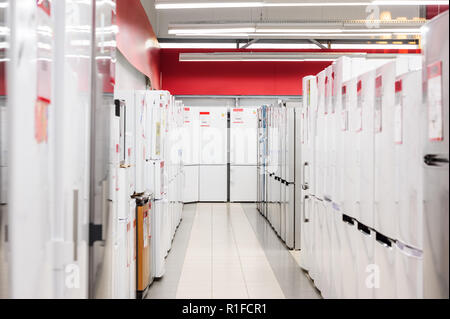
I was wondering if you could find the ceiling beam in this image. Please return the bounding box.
[241,38,260,49]
[308,39,327,49]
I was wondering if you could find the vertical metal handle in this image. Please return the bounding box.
[302,162,309,190]
[303,195,310,222]
[73,189,79,261]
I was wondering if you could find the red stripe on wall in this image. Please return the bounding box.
[160,48,420,96]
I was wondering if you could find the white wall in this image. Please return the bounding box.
[115,50,147,91]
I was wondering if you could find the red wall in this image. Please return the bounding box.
[426,5,449,19]
[160,48,420,96]
[117,0,161,89]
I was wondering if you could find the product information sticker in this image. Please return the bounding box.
[394,80,403,144]
[374,76,383,134]
[341,85,348,131]
[355,80,363,133]
[427,61,444,141]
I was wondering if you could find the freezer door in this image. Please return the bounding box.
[421,11,449,299]
[285,183,295,249]
[230,165,257,202]
[183,165,199,203]
[199,165,227,202]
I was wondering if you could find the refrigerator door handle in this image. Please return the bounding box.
[424,154,449,167]
[303,195,310,223]
[302,162,309,190]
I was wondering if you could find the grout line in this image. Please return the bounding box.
[228,203,251,299]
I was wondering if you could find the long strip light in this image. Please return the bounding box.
[160,42,419,49]
[179,52,368,62]
[156,1,449,10]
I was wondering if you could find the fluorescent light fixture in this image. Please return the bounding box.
[159,42,238,48]
[156,1,449,10]
[169,27,256,34]
[179,52,367,62]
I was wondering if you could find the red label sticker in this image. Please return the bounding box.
[200,112,210,115]
[427,61,442,79]
[233,108,244,112]
[184,107,190,111]
[37,0,51,16]
[395,80,402,93]
[376,76,382,89]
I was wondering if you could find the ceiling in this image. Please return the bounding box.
[140,0,441,49]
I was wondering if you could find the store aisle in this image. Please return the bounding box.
[147,203,320,299]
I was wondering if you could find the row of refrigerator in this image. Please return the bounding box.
[257,12,448,299]
[113,90,184,298]
[0,0,184,299]
[182,106,258,203]
[257,102,301,250]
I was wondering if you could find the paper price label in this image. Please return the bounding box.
[427,61,444,141]
[374,76,383,134]
[143,209,148,248]
[355,81,363,133]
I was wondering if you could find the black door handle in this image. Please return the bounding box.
[424,154,449,167]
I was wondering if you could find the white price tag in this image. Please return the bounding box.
[394,80,403,144]
[374,76,383,134]
[427,61,444,141]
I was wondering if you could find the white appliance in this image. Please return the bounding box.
[298,75,317,271]
[182,106,200,202]
[284,104,298,249]
[230,107,258,202]
[356,70,376,229]
[199,107,227,202]
[421,11,449,299]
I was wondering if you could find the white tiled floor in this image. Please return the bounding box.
[175,203,285,299]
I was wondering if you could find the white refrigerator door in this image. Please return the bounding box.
[395,70,424,250]
[421,11,449,299]
[374,61,397,240]
[230,165,257,202]
[199,165,227,202]
[183,165,199,203]
[358,70,376,229]
[199,107,227,165]
[182,107,200,165]
[230,107,258,165]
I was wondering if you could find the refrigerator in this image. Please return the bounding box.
[0,0,7,299]
[89,0,118,299]
[8,0,95,298]
[421,10,449,299]
[230,107,258,202]
[182,106,200,203]
[298,75,317,271]
[283,104,299,249]
[199,107,227,202]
